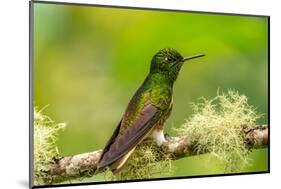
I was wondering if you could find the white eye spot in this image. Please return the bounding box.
[165,57,173,62]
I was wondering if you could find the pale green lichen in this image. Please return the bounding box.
[34,107,66,185]
[176,90,260,172]
[103,140,174,181]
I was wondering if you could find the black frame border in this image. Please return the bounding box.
[29,0,270,188]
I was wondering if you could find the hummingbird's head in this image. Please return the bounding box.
[150,48,205,82]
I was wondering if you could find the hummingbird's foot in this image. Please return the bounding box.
[151,129,166,146]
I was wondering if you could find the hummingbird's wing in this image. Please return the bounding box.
[97,102,162,172]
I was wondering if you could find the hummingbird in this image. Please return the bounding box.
[97,48,205,173]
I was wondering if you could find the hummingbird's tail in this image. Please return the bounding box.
[96,147,136,174]
[109,147,136,173]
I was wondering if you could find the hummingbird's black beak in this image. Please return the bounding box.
[183,54,205,62]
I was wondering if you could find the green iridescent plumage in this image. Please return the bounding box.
[97,48,205,173]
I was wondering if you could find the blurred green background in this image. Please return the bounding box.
[34,3,268,181]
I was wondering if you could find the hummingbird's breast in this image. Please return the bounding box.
[153,97,173,130]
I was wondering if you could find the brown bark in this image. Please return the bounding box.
[45,125,268,184]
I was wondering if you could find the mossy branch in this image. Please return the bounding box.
[33,90,269,185]
[41,125,268,184]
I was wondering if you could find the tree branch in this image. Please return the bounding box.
[45,124,268,184]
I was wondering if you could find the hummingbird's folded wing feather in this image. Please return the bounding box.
[97,103,161,171]
[97,119,122,166]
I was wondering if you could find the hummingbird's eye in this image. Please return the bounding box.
[165,57,173,62]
